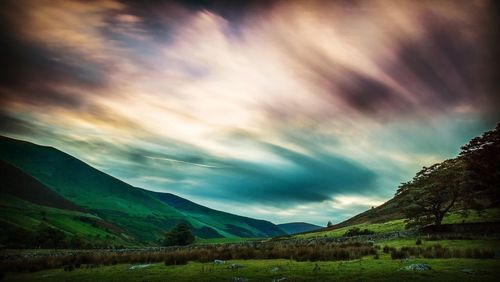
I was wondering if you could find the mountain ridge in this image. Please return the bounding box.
[277,222,322,234]
[0,135,285,246]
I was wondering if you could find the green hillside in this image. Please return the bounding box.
[0,160,83,212]
[148,191,285,238]
[0,136,285,245]
[0,193,129,248]
[295,124,500,238]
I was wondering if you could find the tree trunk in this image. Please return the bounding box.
[434,213,444,225]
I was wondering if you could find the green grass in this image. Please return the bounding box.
[4,257,500,282]
[0,194,129,247]
[377,238,500,250]
[295,219,406,239]
[3,236,499,281]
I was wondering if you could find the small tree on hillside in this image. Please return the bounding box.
[397,158,467,228]
[327,221,333,227]
[163,223,195,246]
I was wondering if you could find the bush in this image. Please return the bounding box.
[390,249,408,259]
[382,245,394,254]
[35,224,68,248]
[415,238,422,245]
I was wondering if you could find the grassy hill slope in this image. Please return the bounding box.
[148,191,285,238]
[0,136,285,243]
[0,193,130,248]
[0,160,83,212]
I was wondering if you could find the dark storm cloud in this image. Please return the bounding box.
[385,11,484,110]
[334,70,409,116]
[0,8,108,109]
[119,0,276,42]
[270,1,496,121]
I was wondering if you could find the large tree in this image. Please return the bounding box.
[459,123,500,206]
[397,158,466,228]
[163,223,195,246]
[397,123,500,228]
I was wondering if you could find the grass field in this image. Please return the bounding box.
[376,238,500,250]
[2,235,499,281]
[4,257,500,282]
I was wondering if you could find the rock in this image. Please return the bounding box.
[228,263,244,270]
[272,277,287,282]
[403,263,431,271]
[213,259,225,265]
[461,268,483,275]
[461,268,475,274]
[129,264,152,270]
[270,267,280,273]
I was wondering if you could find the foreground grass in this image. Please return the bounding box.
[4,257,500,282]
[377,238,500,250]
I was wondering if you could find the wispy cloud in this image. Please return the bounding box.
[144,156,223,169]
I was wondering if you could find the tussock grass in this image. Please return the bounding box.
[389,244,494,260]
[0,242,375,273]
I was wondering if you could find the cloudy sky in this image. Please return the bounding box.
[0,0,498,225]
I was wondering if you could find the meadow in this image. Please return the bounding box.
[2,233,499,282]
[3,256,499,282]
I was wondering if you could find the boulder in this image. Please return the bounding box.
[404,263,431,271]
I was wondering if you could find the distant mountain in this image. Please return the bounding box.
[277,222,322,234]
[0,136,285,246]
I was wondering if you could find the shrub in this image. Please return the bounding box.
[0,241,377,272]
[35,224,68,248]
[382,245,395,254]
[390,249,408,259]
[415,238,422,245]
[343,227,375,237]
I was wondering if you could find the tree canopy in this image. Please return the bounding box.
[163,223,195,246]
[460,123,500,206]
[397,158,466,228]
[397,123,499,228]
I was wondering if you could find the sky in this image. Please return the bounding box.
[0,0,498,226]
